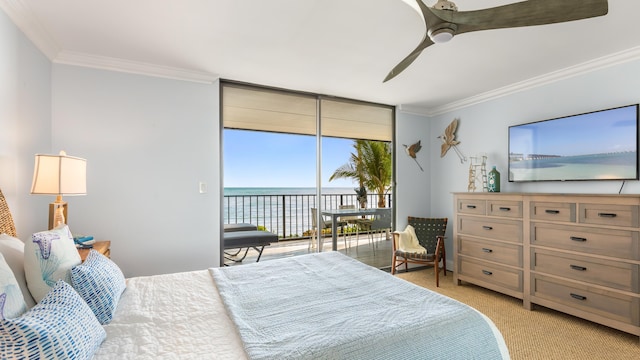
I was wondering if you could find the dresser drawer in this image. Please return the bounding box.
[532,248,639,292]
[458,236,522,267]
[530,201,576,222]
[487,200,523,218]
[531,222,640,260]
[532,274,640,326]
[579,203,639,227]
[457,199,486,215]
[458,216,522,243]
[458,257,523,292]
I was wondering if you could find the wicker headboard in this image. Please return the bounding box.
[0,188,17,237]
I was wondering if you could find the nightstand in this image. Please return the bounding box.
[78,240,111,262]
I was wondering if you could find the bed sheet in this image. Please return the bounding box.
[93,270,247,360]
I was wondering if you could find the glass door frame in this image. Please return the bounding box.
[219,80,396,264]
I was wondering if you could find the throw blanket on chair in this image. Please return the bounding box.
[397,225,427,254]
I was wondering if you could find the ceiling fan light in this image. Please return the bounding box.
[430,28,454,43]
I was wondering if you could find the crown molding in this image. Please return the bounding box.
[396,104,432,117]
[0,0,59,59]
[0,0,218,84]
[426,46,640,116]
[54,51,219,84]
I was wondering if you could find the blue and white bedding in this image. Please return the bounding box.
[212,252,510,360]
[93,270,248,359]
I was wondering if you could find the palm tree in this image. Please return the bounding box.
[329,140,392,207]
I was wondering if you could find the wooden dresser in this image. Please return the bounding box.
[453,193,640,338]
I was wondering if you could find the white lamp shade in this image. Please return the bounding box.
[30,151,87,195]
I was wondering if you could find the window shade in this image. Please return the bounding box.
[222,83,317,135]
[222,82,393,141]
[320,98,392,142]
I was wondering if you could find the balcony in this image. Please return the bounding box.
[227,233,392,270]
[223,190,393,269]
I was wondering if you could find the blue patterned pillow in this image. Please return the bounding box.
[0,280,105,359]
[0,252,27,319]
[71,249,126,324]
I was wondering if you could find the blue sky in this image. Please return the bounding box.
[223,129,357,188]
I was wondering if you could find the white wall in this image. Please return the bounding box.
[419,57,640,266]
[51,65,221,277]
[394,110,431,229]
[1,7,222,277]
[0,8,52,240]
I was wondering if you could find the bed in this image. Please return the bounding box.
[0,189,509,359]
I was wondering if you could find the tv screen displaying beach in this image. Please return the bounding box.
[509,105,638,182]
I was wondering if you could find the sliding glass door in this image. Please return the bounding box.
[221,81,394,268]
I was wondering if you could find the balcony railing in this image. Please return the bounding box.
[223,192,392,239]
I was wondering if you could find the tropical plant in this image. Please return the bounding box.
[329,140,392,207]
[355,186,367,208]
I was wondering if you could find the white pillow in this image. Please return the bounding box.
[0,252,27,319]
[24,225,81,302]
[397,225,427,254]
[0,234,35,308]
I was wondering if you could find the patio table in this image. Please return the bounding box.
[321,208,391,251]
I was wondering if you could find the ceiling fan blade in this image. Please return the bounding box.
[384,37,434,82]
[439,0,608,35]
[384,0,607,83]
[384,0,440,82]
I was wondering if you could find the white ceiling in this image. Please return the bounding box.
[3,0,640,115]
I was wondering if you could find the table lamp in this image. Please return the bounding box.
[30,151,87,229]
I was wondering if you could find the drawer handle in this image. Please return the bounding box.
[598,212,617,218]
[545,209,560,214]
[570,236,587,242]
[482,226,493,230]
[570,264,587,271]
[466,205,477,209]
[482,248,493,253]
[482,270,493,276]
[499,207,511,211]
[570,293,587,301]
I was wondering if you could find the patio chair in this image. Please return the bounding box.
[339,204,359,251]
[310,208,348,251]
[392,217,447,287]
[356,210,391,255]
[310,208,326,250]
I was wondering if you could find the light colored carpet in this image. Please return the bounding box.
[396,268,640,360]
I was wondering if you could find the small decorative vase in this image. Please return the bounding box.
[488,166,500,192]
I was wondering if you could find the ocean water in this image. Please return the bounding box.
[509,152,637,181]
[224,187,357,196]
[223,187,377,238]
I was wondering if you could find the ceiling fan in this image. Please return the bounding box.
[384,0,609,82]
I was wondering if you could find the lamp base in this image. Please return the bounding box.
[48,199,67,230]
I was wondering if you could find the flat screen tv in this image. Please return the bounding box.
[508,104,639,182]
